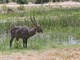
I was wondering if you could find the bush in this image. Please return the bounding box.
[2,4,8,11]
[27,0,36,3]
[17,0,28,4]
[1,4,8,14]
[7,7,14,13]
[17,5,26,10]
[35,0,50,4]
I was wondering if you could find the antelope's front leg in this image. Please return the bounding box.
[23,38,27,48]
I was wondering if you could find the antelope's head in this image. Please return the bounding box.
[30,16,43,33]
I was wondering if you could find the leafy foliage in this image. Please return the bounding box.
[0,0,80,4]
[35,0,49,4]
[17,0,28,4]
[17,5,26,10]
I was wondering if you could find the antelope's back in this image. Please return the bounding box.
[10,26,29,37]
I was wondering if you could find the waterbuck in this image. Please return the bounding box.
[10,16,43,48]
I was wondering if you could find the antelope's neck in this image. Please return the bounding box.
[28,27,37,37]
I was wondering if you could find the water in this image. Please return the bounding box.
[0,32,80,45]
[57,36,80,45]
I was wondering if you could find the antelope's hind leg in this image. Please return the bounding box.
[10,37,14,47]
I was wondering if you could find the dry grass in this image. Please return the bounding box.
[0,48,80,60]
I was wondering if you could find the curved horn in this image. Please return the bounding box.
[30,15,37,26]
[33,15,37,24]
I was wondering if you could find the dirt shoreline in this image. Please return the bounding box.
[0,48,80,60]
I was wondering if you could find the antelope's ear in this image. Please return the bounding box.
[35,24,40,28]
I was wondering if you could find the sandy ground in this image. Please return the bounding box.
[0,48,80,60]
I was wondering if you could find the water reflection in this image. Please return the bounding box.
[0,32,80,45]
[66,36,80,45]
[55,35,80,45]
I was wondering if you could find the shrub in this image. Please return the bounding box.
[2,5,8,11]
[1,4,8,14]
[17,0,28,4]
[17,5,26,11]
[27,0,36,3]
[7,7,14,13]
[35,0,50,4]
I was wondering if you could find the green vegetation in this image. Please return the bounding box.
[0,0,80,4]
[35,0,49,4]
[0,6,80,51]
